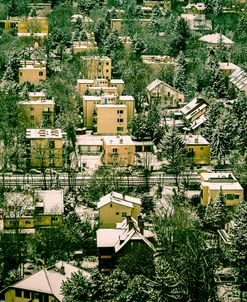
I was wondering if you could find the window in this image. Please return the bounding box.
[110,203,112,207]
[39,71,43,76]
[106,69,109,73]
[31,107,34,111]
[116,212,119,215]
[20,72,22,76]
[122,212,127,217]
[16,289,22,297]
[117,110,124,114]
[31,115,34,120]
[117,127,124,132]
[225,194,235,200]
[112,148,118,153]
[98,69,102,73]
[98,62,102,66]
[168,92,170,97]
[51,216,58,221]
[117,118,124,123]
[200,147,204,150]
[25,220,31,224]
[24,290,30,299]
[106,62,109,65]
[234,195,240,200]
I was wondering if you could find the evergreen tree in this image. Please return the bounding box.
[8,0,19,17]
[174,51,186,93]
[231,201,247,301]
[131,34,146,57]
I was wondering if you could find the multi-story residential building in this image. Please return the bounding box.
[141,55,177,75]
[97,216,155,272]
[3,261,90,302]
[82,95,134,134]
[181,14,212,31]
[180,96,209,131]
[146,79,185,108]
[110,18,151,31]
[81,56,111,79]
[219,62,240,77]
[19,60,46,85]
[185,135,210,165]
[77,78,124,96]
[26,129,64,169]
[0,16,19,32]
[72,40,98,54]
[17,16,48,38]
[27,2,52,16]
[71,14,94,28]
[28,91,46,101]
[97,192,142,228]
[3,190,64,231]
[143,0,171,10]
[21,97,55,128]
[200,172,244,206]
[102,136,136,166]
[229,67,247,95]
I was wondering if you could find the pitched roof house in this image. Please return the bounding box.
[3,262,90,302]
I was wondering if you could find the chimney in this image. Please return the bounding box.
[138,215,144,235]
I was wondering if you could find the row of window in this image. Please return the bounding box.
[19,71,44,76]
[15,289,50,302]
[116,212,127,217]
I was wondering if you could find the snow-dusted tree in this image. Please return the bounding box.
[174,51,186,93]
[159,124,186,186]
[204,190,229,230]
[103,31,123,56]
[231,201,247,301]
[131,34,146,57]
[214,0,222,15]
[210,111,234,165]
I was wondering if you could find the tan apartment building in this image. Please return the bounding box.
[97,191,141,228]
[102,136,135,166]
[81,56,111,79]
[77,78,124,96]
[28,91,46,101]
[18,16,48,39]
[144,0,171,10]
[83,95,134,134]
[72,41,98,55]
[111,18,151,31]
[19,60,46,85]
[26,129,64,169]
[141,55,177,75]
[185,135,210,165]
[200,172,244,206]
[21,98,55,128]
[146,79,185,108]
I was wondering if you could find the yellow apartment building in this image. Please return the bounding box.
[3,190,64,231]
[102,136,135,166]
[0,17,19,32]
[96,104,128,135]
[143,0,171,10]
[200,172,244,206]
[185,135,210,165]
[19,60,46,86]
[27,2,52,16]
[77,78,124,96]
[97,191,141,228]
[83,95,134,134]
[21,98,55,128]
[81,56,111,79]
[26,129,64,169]
[72,41,98,55]
[18,16,48,34]
[111,18,151,31]
[29,91,46,101]
[147,79,185,108]
[141,55,177,76]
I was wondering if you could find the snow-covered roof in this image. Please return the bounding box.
[77,79,94,84]
[199,33,234,45]
[29,91,46,98]
[185,2,206,11]
[201,181,243,191]
[185,135,209,145]
[110,79,124,84]
[97,191,141,209]
[6,262,89,302]
[229,68,247,90]
[21,99,54,105]
[37,190,64,214]
[119,95,134,101]
[219,62,240,71]
[96,216,155,253]
[103,135,134,146]
[201,172,237,182]
[181,96,207,115]
[146,79,184,95]
[26,128,63,139]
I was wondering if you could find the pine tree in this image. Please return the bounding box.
[131,34,146,57]
[231,201,247,301]
[174,51,186,93]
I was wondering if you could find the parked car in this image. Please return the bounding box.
[29,169,42,174]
